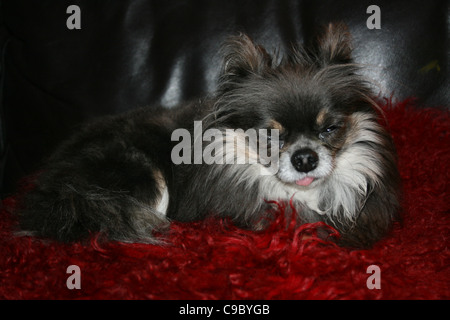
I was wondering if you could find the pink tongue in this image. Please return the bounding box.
[295,176,315,186]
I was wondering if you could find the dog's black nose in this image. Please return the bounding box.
[291,149,319,172]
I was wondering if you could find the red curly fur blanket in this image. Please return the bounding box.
[0,99,449,300]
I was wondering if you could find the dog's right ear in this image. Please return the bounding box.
[219,34,273,91]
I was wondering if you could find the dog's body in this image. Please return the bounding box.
[18,24,400,248]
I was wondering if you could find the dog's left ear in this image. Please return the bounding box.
[219,34,273,90]
[313,22,353,66]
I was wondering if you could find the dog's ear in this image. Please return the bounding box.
[219,34,272,90]
[313,22,353,66]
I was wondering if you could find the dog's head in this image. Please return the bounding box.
[211,23,386,189]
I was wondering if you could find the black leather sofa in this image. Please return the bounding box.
[0,0,448,196]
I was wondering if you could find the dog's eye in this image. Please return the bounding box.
[319,125,340,139]
[325,125,338,133]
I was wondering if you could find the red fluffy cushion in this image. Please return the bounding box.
[0,99,449,299]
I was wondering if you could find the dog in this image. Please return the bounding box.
[18,23,401,248]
